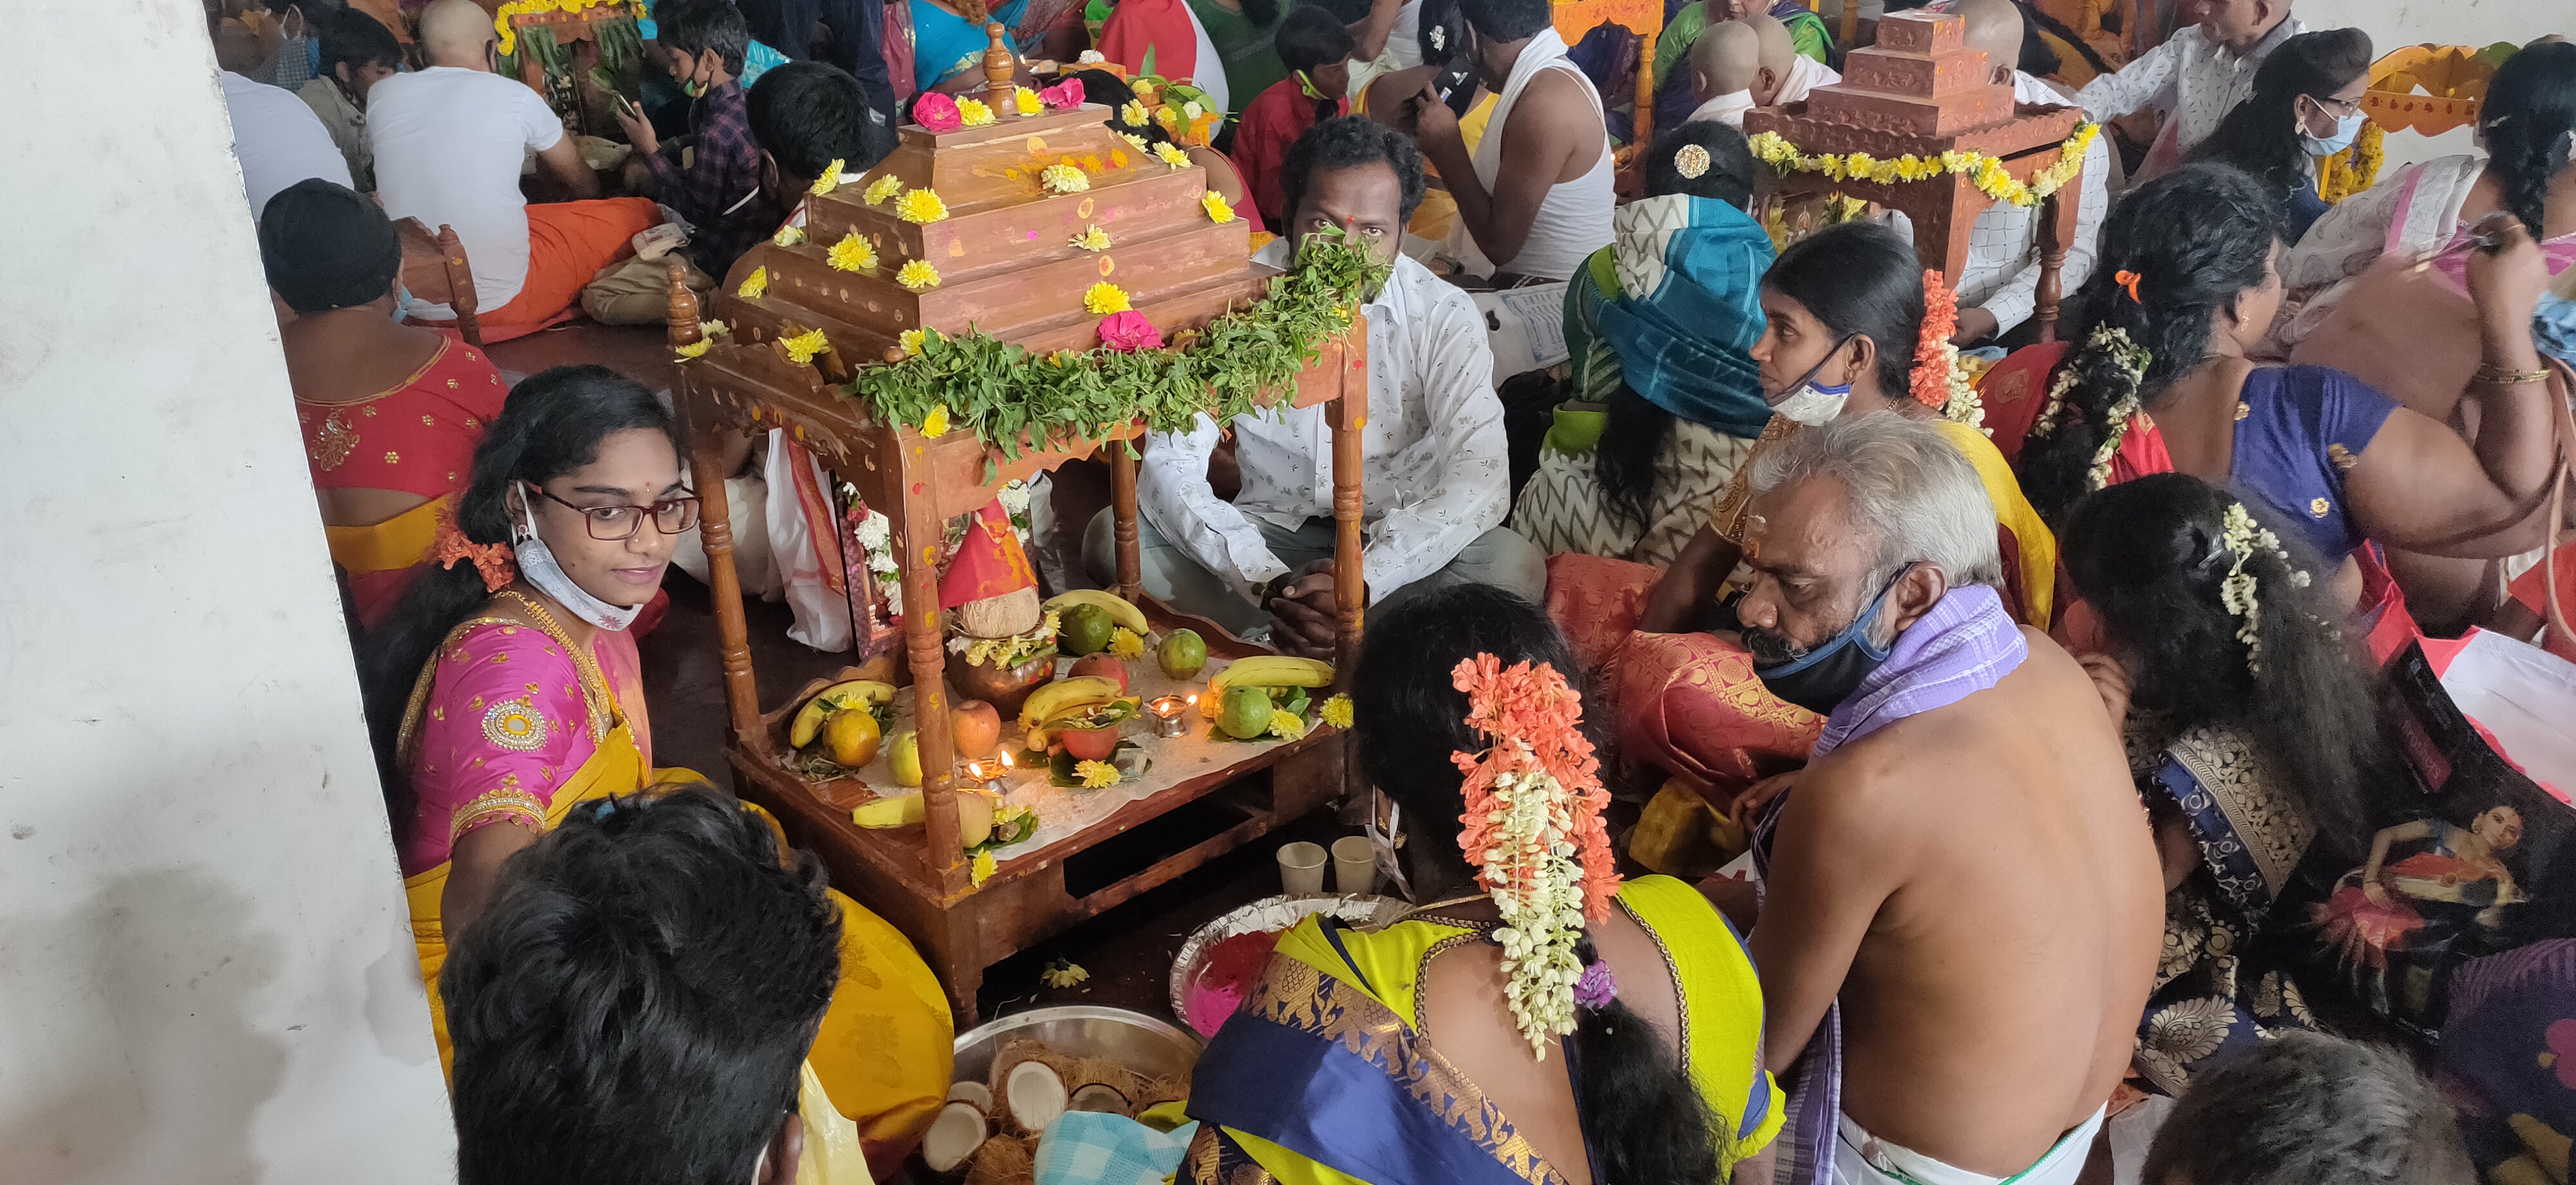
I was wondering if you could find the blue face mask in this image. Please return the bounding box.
[1750,569,1905,714]
[2300,108,2365,156]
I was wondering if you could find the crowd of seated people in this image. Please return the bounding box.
[222,1,2576,1182]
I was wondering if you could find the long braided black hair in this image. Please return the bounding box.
[2481,40,2576,241]
[2017,164,2280,528]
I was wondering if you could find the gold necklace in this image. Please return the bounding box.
[496,589,616,742]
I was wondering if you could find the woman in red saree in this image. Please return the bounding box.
[261,178,507,631]
[1980,164,2561,662]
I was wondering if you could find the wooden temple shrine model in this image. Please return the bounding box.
[1746,10,2089,340]
[668,28,1368,1018]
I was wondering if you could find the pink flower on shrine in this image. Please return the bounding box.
[1040,77,1086,111]
[914,91,963,133]
[1096,310,1163,352]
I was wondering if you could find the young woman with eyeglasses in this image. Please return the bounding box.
[356,363,704,1072]
[2187,28,2373,243]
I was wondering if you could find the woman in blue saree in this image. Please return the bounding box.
[2058,473,2385,1094]
[1186,585,1784,1185]
[910,0,1037,92]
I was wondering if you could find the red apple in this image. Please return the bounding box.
[1068,653,1129,694]
[950,700,1001,759]
[1060,723,1121,762]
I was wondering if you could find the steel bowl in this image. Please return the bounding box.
[1168,893,1410,1037]
[951,1005,1204,1087]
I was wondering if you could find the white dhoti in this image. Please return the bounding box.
[1832,1106,2105,1185]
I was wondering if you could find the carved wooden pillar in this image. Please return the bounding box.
[896,433,965,884]
[1111,437,1143,603]
[981,23,1015,109]
[2035,189,2067,344]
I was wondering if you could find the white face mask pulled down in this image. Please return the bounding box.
[1768,337,1859,426]
[516,489,644,632]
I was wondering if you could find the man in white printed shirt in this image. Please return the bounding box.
[2075,0,2304,181]
[1084,117,1542,656]
[1948,0,2108,344]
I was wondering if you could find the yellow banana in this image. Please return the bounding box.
[853,790,996,849]
[1208,656,1334,695]
[790,679,898,748]
[1018,676,1124,729]
[1043,589,1149,636]
[851,794,923,828]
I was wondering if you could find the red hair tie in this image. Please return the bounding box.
[2115,269,2145,304]
[430,499,516,593]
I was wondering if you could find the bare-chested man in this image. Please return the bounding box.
[1402,0,1613,282]
[1731,414,2161,1185]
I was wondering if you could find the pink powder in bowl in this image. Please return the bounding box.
[1182,930,1283,1037]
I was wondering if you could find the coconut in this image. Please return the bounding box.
[946,1079,994,1113]
[963,1133,1037,1185]
[1068,1083,1130,1114]
[987,1039,1081,1099]
[1000,1057,1070,1134]
[956,585,1043,642]
[1068,1057,1144,1108]
[922,1101,990,1177]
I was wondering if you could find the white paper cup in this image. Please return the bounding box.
[1331,835,1378,895]
[1277,841,1329,895]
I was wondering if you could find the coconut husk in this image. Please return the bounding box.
[1068,1056,1144,1107]
[987,1038,1081,1097]
[963,1133,1038,1185]
[956,586,1043,640]
[1133,1073,1188,1114]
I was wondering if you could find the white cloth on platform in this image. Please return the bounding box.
[1135,240,1506,603]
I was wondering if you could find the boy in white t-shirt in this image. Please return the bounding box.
[369,0,659,332]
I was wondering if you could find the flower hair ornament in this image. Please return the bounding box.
[1674,142,1712,180]
[430,499,516,593]
[1911,270,1985,430]
[2031,325,2154,490]
[2216,499,2310,673]
[1449,654,1620,1057]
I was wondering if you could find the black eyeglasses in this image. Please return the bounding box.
[2310,93,2363,116]
[525,482,703,540]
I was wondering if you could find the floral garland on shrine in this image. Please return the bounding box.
[1745,123,2100,209]
[840,229,1388,464]
[492,0,640,56]
[2316,120,2385,205]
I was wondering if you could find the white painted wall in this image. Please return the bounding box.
[2329,0,2572,167]
[0,2,459,1182]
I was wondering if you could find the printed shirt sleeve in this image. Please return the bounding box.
[408,622,596,860]
[1359,279,1506,602]
[2075,35,2178,122]
[1136,413,1293,601]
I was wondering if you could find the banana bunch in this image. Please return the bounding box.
[1042,589,1150,634]
[788,679,896,748]
[1206,656,1333,696]
[1018,676,1142,748]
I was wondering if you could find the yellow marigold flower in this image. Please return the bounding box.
[1041,162,1090,194]
[1269,711,1308,741]
[1014,85,1043,116]
[673,337,712,359]
[1070,223,1112,251]
[1153,141,1190,169]
[1108,627,1143,659]
[1120,100,1148,128]
[809,158,844,195]
[1117,131,1151,153]
[826,229,877,272]
[971,848,996,886]
[1039,958,1090,988]
[1083,281,1130,314]
[1075,759,1121,788]
[896,260,941,290]
[1321,694,1353,730]
[920,404,951,437]
[737,265,768,299]
[863,173,904,205]
[700,319,729,337]
[773,223,806,247]
[1200,189,1235,224]
[898,328,927,356]
[781,327,831,365]
[956,97,995,126]
[896,187,949,223]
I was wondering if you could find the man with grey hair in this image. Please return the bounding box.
[1725,414,2163,1185]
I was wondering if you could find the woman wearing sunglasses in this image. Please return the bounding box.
[355,364,701,1076]
[2186,27,2373,245]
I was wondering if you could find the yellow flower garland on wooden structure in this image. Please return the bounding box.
[493,0,636,55]
[1746,124,2099,209]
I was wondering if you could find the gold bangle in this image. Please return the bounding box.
[2474,365,2552,385]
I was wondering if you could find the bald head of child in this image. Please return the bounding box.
[1690,20,1761,107]
[418,0,496,70]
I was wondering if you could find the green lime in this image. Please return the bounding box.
[1159,628,1208,678]
[1218,685,1274,740]
[1059,603,1115,656]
